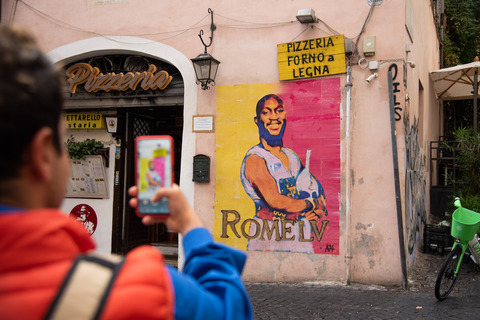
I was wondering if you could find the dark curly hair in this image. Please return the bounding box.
[0,25,64,181]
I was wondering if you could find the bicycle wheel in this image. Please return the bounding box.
[435,245,462,301]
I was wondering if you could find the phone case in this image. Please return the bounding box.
[134,135,174,217]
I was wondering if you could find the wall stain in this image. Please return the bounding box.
[355,222,374,231]
[352,233,377,270]
[368,259,375,269]
[356,223,366,230]
[314,260,328,277]
[353,233,375,257]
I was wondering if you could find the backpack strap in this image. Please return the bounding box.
[44,252,125,320]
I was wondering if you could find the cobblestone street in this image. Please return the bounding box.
[246,250,480,319]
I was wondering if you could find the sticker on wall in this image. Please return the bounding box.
[214,78,340,255]
[70,204,98,235]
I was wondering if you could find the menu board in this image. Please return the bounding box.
[66,155,108,198]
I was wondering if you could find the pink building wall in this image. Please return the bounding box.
[1,0,441,286]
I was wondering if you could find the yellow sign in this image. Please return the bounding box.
[65,113,106,129]
[277,35,346,81]
[65,63,173,94]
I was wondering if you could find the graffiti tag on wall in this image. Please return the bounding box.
[403,110,427,255]
[389,62,426,255]
[389,64,403,121]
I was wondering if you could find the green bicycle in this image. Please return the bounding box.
[435,198,480,301]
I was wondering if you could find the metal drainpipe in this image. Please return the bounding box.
[345,66,352,285]
[388,71,408,290]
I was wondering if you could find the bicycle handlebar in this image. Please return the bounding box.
[454,197,462,208]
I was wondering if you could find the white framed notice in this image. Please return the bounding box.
[193,115,215,133]
[66,155,109,198]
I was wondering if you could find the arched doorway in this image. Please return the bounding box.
[48,37,197,259]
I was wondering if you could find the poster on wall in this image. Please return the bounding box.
[69,204,98,235]
[66,155,108,199]
[215,78,340,255]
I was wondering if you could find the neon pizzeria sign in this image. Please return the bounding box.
[66,62,173,94]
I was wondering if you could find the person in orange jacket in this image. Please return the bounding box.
[0,25,252,320]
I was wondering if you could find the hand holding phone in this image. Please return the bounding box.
[135,135,174,217]
[128,184,204,235]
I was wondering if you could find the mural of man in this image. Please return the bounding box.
[146,160,163,189]
[240,94,327,252]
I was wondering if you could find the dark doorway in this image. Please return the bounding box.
[61,53,184,259]
[112,106,183,255]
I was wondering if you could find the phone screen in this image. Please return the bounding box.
[135,136,173,216]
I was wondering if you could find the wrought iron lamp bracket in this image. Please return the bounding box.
[198,8,216,54]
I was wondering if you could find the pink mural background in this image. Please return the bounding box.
[276,78,340,254]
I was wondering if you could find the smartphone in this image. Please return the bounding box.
[134,135,174,217]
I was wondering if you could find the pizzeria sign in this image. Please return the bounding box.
[277,35,346,81]
[66,62,173,94]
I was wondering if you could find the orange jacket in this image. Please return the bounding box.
[0,209,173,320]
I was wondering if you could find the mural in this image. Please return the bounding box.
[214,78,340,254]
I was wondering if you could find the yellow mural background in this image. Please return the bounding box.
[214,82,280,250]
[138,158,151,193]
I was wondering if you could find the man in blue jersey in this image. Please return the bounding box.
[241,94,327,220]
[240,94,327,252]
